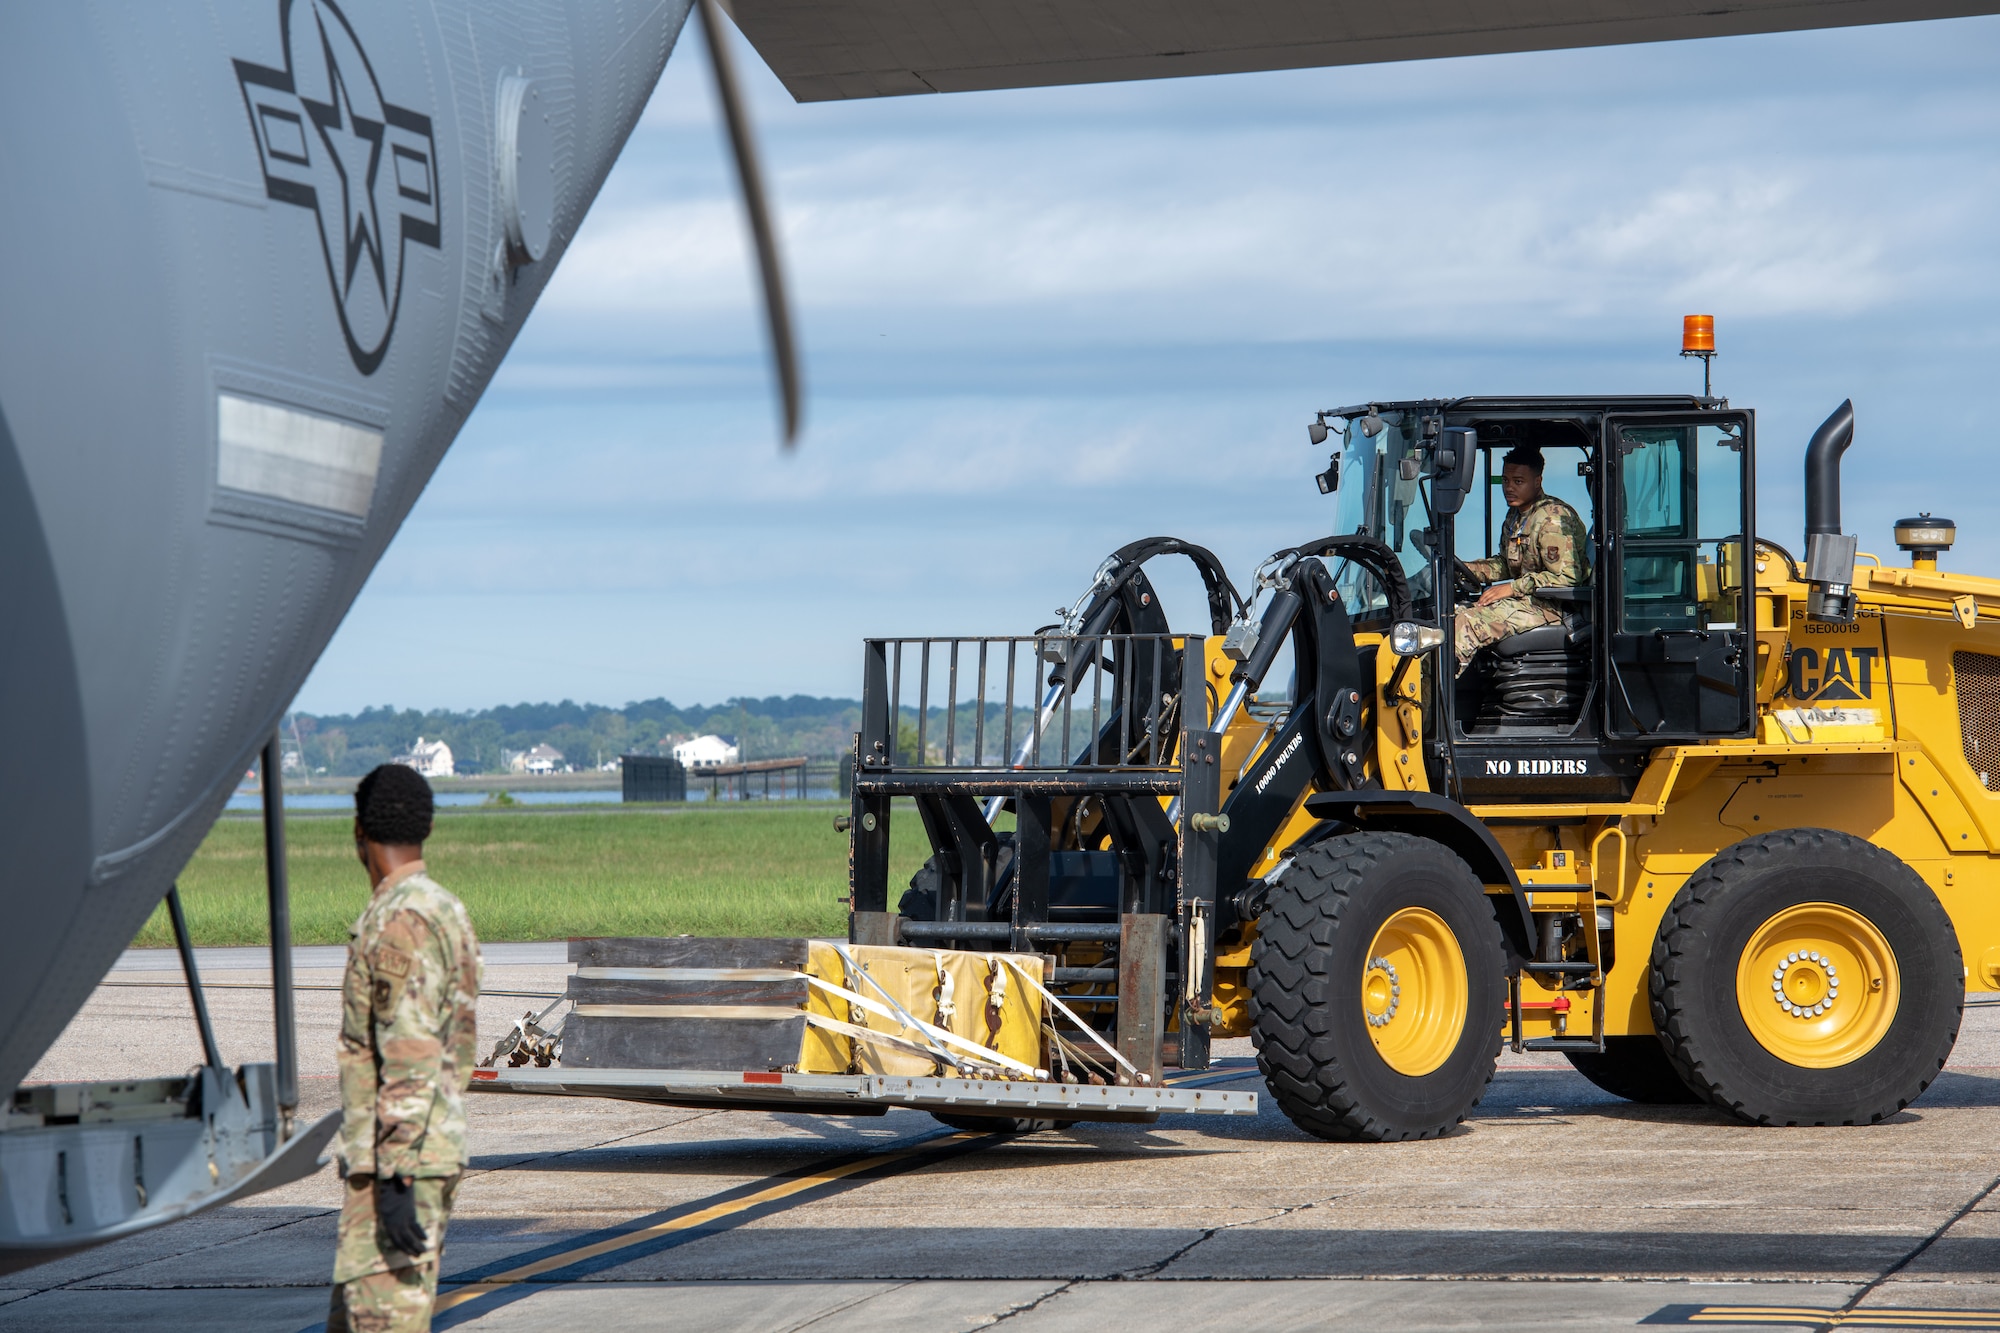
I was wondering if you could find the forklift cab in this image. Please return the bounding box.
[1320,398,1755,802]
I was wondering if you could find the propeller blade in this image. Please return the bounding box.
[699,0,803,445]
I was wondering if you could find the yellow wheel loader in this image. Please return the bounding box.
[478,381,1997,1145]
[855,390,1996,1141]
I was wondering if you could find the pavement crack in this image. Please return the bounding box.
[1818,1168,2000,1331]
[981,1280,1080,1326]
[11,1207,337,1299]
[1115,1190,1354,1281]
[783,1279,914,1331]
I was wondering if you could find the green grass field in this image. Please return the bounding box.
[135,803,939,947]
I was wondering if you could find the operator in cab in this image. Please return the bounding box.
[1455,445,1591,673]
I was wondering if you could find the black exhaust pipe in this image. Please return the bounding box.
[1803,399,1859,623]
[1804,399,1855,539]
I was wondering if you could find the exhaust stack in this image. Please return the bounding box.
[1803,400,1859,623]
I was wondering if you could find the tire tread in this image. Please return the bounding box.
[1650,827,1961,1126]
[1249,831,1503,1142]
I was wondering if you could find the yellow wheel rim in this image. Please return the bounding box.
[1735,902,1900,1069]
[1361,907,1469,1077]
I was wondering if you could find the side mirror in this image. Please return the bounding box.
[1308,420,1329,446]
[1429,426,1479,516]
[1315,453,1340,494]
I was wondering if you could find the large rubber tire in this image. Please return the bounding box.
[1250,832,1508,1142]
[1651,829,1962,1126]
[1564,1036,1703,1104]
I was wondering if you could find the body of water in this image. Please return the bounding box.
[226,789,624,812]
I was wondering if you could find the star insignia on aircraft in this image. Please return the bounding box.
[233,0,440,376]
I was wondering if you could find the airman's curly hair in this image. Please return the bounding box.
[355,764,434,846]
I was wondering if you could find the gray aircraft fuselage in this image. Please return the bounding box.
[0,0,693,1098]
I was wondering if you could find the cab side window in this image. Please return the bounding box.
[1616,425,1746,633]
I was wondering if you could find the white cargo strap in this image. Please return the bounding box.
[797,972,995,1073]
[933,951,957,1025]
[997,956,1147,1085]
[1047,1026,1113,1081]
[1183,905,1208,1014]
[801,1011,971,1068]
[809,947,1046,1078]
[478,994,568,1070]
[828,942,964,1071]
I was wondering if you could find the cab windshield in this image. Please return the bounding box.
[1327,413,1436,620]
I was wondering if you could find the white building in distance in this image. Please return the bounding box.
[511,743,567,775]
[397,736,455,778]
[672,734,739,768]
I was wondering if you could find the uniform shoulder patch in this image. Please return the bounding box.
[375,944,413,977]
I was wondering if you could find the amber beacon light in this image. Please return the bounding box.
[1680,314,1718,397]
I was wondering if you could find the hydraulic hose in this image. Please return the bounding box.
[983,542,1235,825]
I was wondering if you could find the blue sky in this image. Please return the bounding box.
[298,14,2000,714]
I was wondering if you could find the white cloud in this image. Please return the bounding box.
[543,26,1989,344]
[298,16,2000,712]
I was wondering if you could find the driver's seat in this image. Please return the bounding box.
[1475,603,1591,725]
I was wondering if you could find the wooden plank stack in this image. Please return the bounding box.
[560,937,822,1073]
[556,937,1047,1077]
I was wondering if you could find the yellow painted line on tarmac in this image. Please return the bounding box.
[432,1134,975,1313]
[1670,1306,2000,1328]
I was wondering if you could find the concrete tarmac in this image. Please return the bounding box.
[4,947,1998,1332]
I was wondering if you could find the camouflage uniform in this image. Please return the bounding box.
[1455,493,1591,671]
[329,861,482,1333]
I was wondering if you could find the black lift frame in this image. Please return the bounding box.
[847,632,1224,1081]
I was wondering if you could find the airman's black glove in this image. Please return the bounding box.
[377,1175,429,1256]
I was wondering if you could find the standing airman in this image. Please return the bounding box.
[329,764,481,1333]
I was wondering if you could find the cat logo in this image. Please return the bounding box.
[1787,646,1878,702]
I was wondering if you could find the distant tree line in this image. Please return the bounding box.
[291,696,863,777]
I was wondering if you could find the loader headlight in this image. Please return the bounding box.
[1390,622,1445,657]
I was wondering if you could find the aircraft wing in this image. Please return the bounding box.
[724,0,2000,100]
